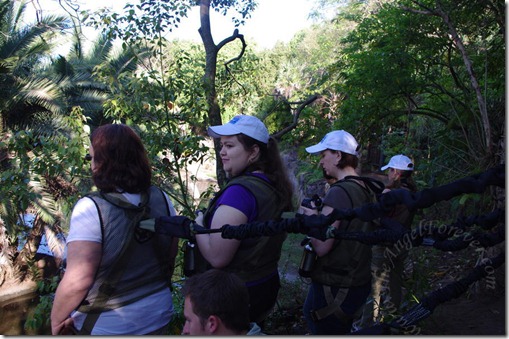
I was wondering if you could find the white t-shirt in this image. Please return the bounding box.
[67,191,177,335]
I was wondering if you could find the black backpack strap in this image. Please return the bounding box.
[330,183,354,232]
[343,175,385,195]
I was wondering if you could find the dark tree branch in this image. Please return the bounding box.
[271,94,320,141]
[222,29,248,95]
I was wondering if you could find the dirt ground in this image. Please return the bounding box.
[418,288,506,335]
[268,289,506,335]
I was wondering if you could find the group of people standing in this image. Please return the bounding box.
[50,115,416,335]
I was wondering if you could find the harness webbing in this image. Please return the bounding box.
[310,286,353,323]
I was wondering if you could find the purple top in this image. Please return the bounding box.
[207,173,270,227]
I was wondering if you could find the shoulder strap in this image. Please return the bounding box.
[333,184,354,209]
[230,173,283,216]
[89,190,150,210]
[228,173,276,192]
[331,183,354,234]
[342,175,385,195]
[86,197,105,245]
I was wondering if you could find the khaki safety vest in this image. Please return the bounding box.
[77,186,174,312]
[311,179,378,287]
[198,174,286,282]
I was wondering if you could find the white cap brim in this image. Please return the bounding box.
[207,125,239,138]
[305,144,326,154]
[381,163,414,171]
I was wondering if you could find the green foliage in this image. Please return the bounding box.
[45,32,127,128]
[210,0,257,27]
[24,275,61,332]
[0,108,90,234]
[327,0,504,184]
[216,43,266,120]
[0,0,70,131]
[83,0,192,45]
[264,233,309,334]
[104,45,212,215]
[166,279,186,335]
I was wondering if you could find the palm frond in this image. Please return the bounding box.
[44,225,65,259]
[28,178,58,225]
[15,77,66,114]
[107,48,144,78]
[86,33,114,64]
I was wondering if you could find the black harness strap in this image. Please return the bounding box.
[311,286,350,323]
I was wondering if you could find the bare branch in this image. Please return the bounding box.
[272,95,320,141]
[218,28,246,51]
[221,29,248,95]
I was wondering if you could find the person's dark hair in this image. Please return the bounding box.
[387,170,417,192]
[182,269,250,333]
[335,151,359,170]
[237,134,294,211]
[90,124,151,193]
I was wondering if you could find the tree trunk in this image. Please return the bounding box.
[0,217,15,286]
[199,0,226,186]
[196,0,308,186]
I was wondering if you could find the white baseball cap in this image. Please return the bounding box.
[207,115,269,144]
[381,154,414,171]
[305,130,359,156]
